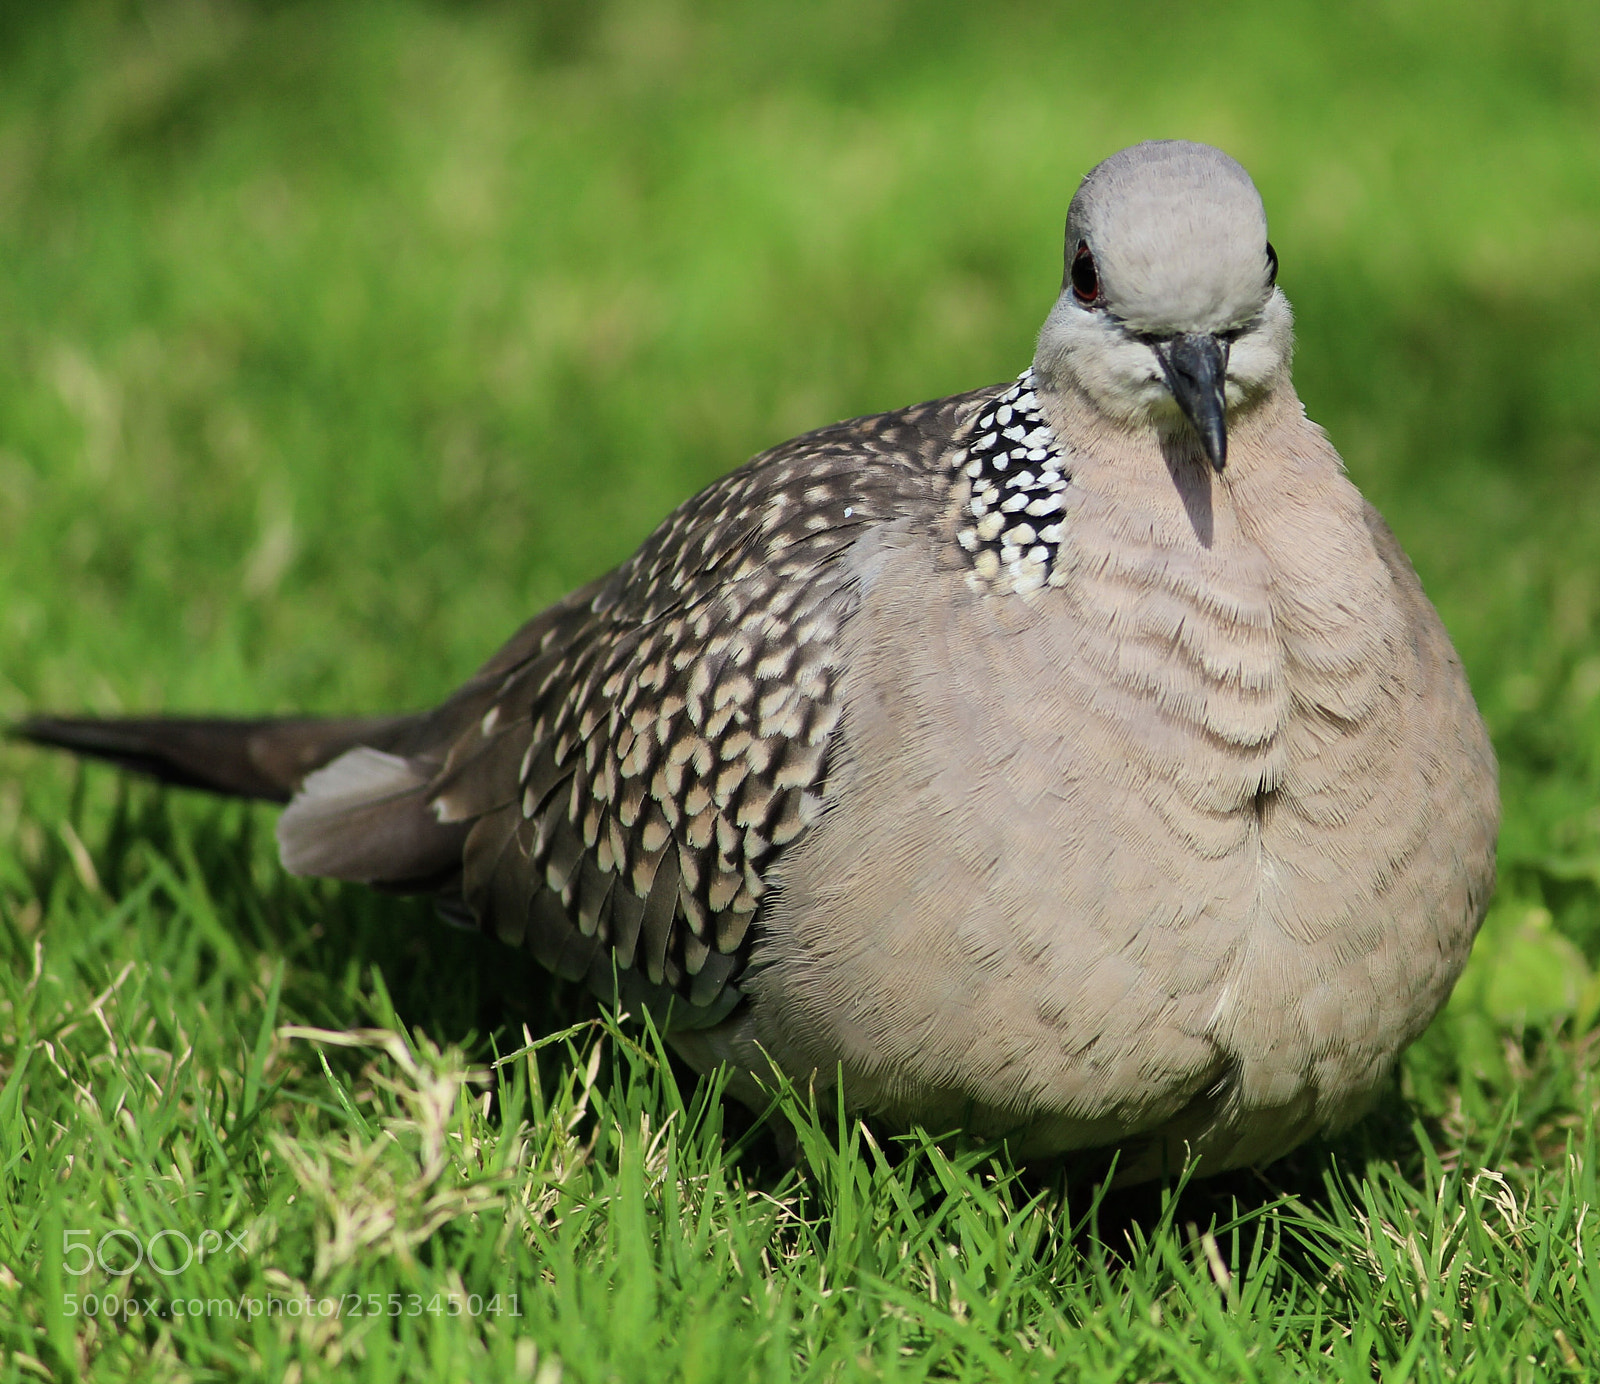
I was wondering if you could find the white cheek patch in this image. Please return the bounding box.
[1035,289,1293,429]
[1226,333,1278,395]
[1224,293,1294,398]
[1038,304,1173,423]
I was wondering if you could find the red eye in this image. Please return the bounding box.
[1070,240,1101,305]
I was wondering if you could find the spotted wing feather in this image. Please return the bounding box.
[423,389,995,1021]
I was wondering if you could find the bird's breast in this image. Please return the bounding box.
[744,423,1492,1166]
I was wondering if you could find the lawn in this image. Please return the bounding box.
[2,1,1599,1379]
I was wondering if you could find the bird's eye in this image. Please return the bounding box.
[1265,241,1279,288]
[1070,240,1101,306]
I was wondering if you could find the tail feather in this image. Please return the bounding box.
[276,747,469,885]
[12,713,416,803]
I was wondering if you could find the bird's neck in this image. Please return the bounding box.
[1017,367,1404,757]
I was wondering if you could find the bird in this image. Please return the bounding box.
[18,140,1498,1182]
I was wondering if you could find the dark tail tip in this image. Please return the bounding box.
[12,713,415,804]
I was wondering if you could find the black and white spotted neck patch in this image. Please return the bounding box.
[951,370,1071,596]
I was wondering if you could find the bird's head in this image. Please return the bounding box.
[1032,141,1292,471]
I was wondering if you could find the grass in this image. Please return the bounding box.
[2,0,1599,1378]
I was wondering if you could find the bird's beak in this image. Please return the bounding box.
[1154,333,1230,471]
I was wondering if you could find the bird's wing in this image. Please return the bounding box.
[279,388,995,1021]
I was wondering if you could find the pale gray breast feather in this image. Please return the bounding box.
[434,388,995,1014]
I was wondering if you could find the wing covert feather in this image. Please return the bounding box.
[419,389,992,1018]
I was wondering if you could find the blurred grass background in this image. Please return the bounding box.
[2,0,1599,1378]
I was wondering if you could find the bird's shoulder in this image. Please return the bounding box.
[597,383,997,622]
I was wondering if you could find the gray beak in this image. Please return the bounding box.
[1154,333,1230,471]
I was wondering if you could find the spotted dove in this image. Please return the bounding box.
[19,141,1499,1180]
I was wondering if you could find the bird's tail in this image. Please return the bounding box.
[12,713,416,804]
